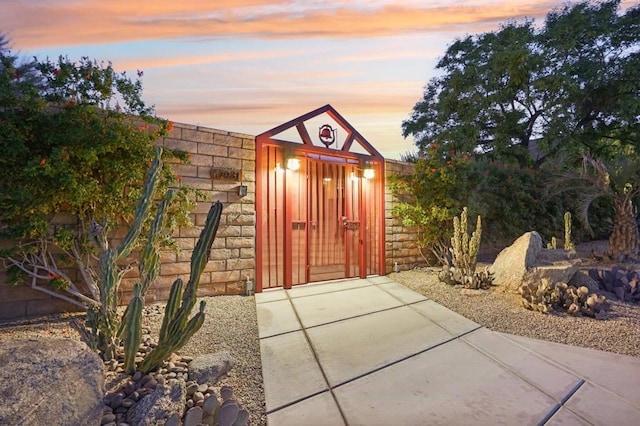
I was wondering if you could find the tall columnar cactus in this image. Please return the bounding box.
[85,147,164,361]
[123,283,143,374]
[138,190,174,293]
[564,211,575,251]
[134,200,223,374]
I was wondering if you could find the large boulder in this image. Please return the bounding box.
[490,232,581,292]
[524,261,582,289]
[0,338,104,426]
[490,232,543,291]
[188,351,235,385]
[568,270,601,293]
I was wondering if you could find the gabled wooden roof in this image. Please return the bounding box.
[256,104,383,159]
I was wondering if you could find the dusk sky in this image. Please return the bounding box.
[2,1,634,159]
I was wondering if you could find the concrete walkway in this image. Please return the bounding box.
[256,276,640,425]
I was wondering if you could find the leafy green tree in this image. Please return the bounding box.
[0,36,196,310]
[403,0,640,168]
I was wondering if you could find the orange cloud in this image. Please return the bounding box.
[115,48,307,70]
[3,1,561,49]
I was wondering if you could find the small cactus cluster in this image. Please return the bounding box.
[438,266,494,289]
[438,207,493,289]
[519,279,608,319]
[546,212,575,251]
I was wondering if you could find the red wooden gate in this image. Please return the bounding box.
[256,105,385,291]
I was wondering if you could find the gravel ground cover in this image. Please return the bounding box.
[392,265,640,358]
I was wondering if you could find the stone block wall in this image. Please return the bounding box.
[121,123,257,304]
[0,122,256,320]
[384,159,422,273]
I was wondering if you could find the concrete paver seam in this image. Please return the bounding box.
[293,302,423,331]
[329,327,483,390]
[264,389,330,416]
[406,302,483,337]
[375,283,431,305]
[496,333,640,412]
[287,283,377,301]
[459,334,614,425]
[284,289,351,425]
[535,380,587,426]
[459,333,583,403]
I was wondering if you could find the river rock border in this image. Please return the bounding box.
[102,351,248,425]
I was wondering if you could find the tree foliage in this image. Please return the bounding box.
[402,0,640,168]
[391,146,564,263]
[395,0,640,265]
[0,35,198,306]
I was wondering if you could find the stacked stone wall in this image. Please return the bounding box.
[384,159,422,273]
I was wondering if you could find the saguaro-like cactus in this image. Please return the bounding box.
[135,200,223,374]
[451,207,481,277]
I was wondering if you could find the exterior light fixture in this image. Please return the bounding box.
[363,168,375,179]
[238,184,248,196]
[275,162,284,173]
[286,158,301,171]
[350,171,359,181]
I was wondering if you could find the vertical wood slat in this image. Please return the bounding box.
[275,148,283,287]
[263,146,286,289]
[262,151,382,286]
[265,147,274,288]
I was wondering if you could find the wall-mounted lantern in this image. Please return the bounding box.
[286,158,301,171]
[363,167,375,179]
[238,184,248,197]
